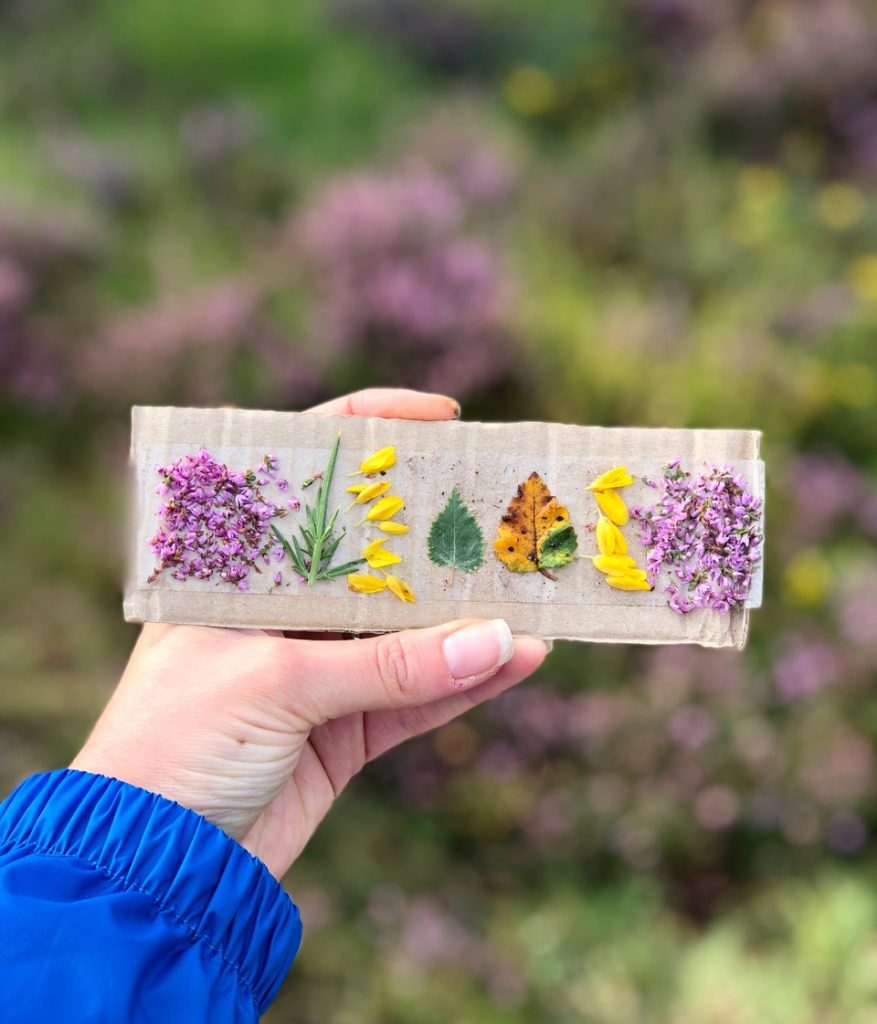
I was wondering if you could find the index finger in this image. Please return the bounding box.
[304,387,460,421]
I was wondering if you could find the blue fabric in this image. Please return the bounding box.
[0,769,302,1023]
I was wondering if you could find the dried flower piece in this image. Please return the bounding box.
[383,573,416,603]
[346,480,391,510]
[347,573,388,594]
[587,466,634,491]
[596,517,627,556]
[357,495,404,524]
[349,446,396,476]
[271,433,366,585]
[362,537,389,559]
[378,521,410,535]
[631,460,763,614]
[594,489,629,526]
[147,449,286,589]
[494,472,578,580]
[592,554,637,575]
[607,573,653,591]
[366,548,402,569]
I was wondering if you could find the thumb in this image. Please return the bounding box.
[278,618,523,721]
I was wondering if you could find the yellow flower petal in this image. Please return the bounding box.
[592,554,637,575]
[606,573,652,591]
[357,481,392,503]
[378,521,409,535]
[595,516,627,556]
[346,480,391,509]
[362,538,388,559]
[366,548,402,569]
[594,489,629,526]
[586,466,633,491]
[357,496,404,524]
[383,573,416,603]
[348,446,396,476]
[346,484,368,494]
[347,573,388,594]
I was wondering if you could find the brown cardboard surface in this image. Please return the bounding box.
[125,406,764,648]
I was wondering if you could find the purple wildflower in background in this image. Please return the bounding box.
[631,460,763,614]
[292,157,516,398]
[147,449,286,588]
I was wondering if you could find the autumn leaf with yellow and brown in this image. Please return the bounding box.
[494,471,578,580]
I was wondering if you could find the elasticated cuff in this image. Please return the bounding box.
[0,769,302,1014]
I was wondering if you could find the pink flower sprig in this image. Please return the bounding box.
[148,449,287,591]
[630,460,763,615]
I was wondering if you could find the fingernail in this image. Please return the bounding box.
[443,619,513,684]
[449,399,462,419]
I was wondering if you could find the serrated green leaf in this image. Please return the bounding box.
[427,486,485,573]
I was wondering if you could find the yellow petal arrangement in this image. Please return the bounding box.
[378,521,409,535]
[586,466,634,491]
[345,446,416,602]
[362,537,401,569]
[348,446,396,476]
[345,573,388,594]
[596,516,627,556]
[586,465,652,592]
[594,488,629,526]
[384,574,415,602]
[345,480,391,510]
[356,494,404,525]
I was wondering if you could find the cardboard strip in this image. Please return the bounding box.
[125,406,764,648]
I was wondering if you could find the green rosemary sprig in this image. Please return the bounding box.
[271,433,365,585]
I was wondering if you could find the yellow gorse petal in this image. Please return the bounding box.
[362,538,388,559]
[346,480,391,510]
[382,573,416,603]
[346,484,368,495]
[606,573,652,591]
[595,517,627,556]
[594,489,629,526]
[366,548,402,569]
[347,573,388,594]
[348,446,396,476]
[586,466,634,491]
[357,496,404,524]
[592,554,637,575]
[378,521,409,535]
[357,481,392,503]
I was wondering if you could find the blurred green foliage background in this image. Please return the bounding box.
[2,1,877,1020]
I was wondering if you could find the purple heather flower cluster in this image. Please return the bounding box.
[293,153,515,398]
[631,460,763,614]
[148,449,287,590]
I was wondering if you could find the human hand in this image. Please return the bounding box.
[71,388,550,879]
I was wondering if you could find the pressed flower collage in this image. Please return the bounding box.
[145,434,764,617]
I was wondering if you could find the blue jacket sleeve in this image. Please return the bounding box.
[0,769,302,1023]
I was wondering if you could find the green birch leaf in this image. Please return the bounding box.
[427,486,485,573]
